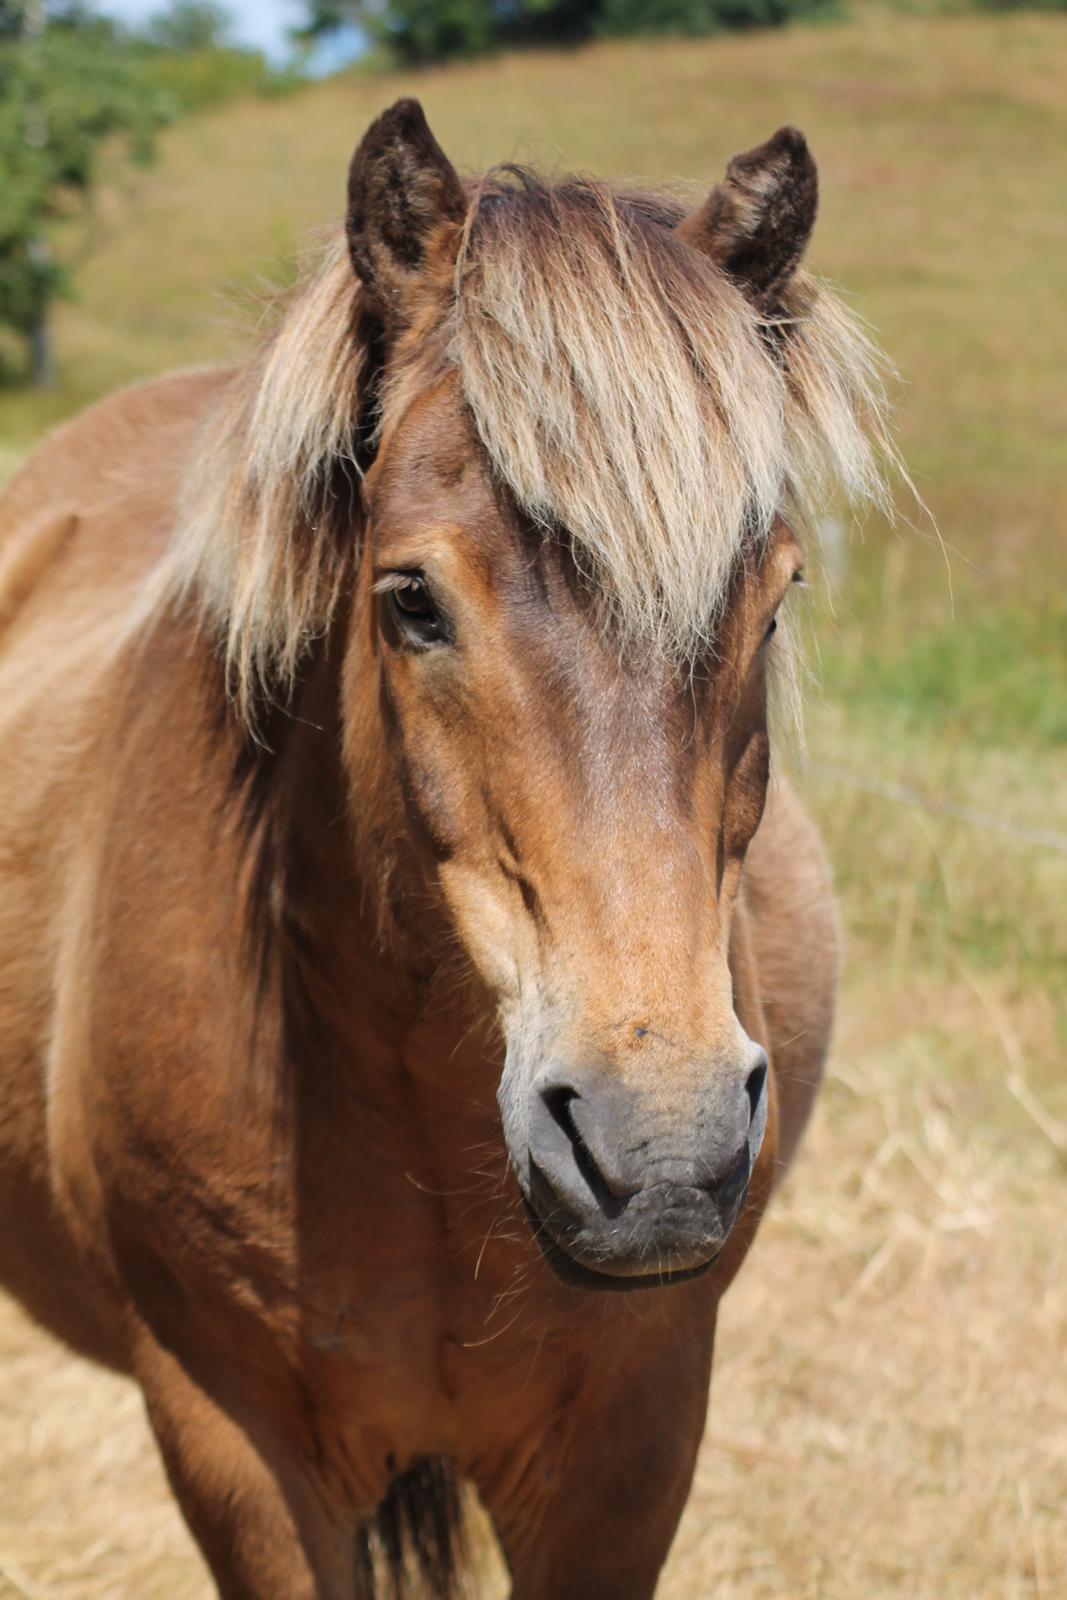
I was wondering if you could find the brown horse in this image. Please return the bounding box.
[0,102,890,1598]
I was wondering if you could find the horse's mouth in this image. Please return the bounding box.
[520,1195,720,1294]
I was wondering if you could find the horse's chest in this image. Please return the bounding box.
[275,1164,580,1472]
[77,1001,572,1466]
[296,1278,579,1488]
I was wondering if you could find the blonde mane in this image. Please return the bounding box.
[151,170,894,713]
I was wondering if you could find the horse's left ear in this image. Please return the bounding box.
[677,126,818,304]
[346,98,466,329]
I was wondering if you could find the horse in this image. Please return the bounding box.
[0,100,890,1598]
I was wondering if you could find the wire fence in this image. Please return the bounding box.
[806,761,1067,857]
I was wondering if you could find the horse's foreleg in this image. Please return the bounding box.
[486,1312,716,1600]
[133,1334,355,1600]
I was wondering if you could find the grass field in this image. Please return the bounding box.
[1,7,1065,1598]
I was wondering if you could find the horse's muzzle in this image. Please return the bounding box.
[514,1050,769,1292]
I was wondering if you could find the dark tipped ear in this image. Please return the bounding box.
[677,126,818,304]
[346,98,466,327]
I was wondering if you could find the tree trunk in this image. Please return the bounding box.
[29,313,53,389]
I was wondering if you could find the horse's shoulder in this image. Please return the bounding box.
[740,776,839,1174]
[747,776,829,894]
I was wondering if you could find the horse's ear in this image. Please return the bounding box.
[346,98,466,328]
[677,126,818,304]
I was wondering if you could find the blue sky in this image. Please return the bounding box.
[99,1,364,68]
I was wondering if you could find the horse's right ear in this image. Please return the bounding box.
[346,99,466,330]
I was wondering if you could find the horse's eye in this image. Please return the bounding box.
[388,575,446,646]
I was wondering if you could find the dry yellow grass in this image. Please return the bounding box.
[1,6,1064,1598]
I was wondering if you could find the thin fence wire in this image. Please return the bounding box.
[806,761,1067,856]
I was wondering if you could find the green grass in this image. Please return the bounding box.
[823,599,1067,747]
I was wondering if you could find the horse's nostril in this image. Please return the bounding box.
[542,1084,578,1136]
[744,1054,768,1123]
[539,1085,627,1217]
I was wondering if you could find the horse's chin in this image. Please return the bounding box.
[520,1197,719,1294]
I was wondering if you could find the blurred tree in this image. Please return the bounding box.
[296,0,835,64]
[0,2,119,38]
[294,0,352,37]
[0,4,169,384]
[146,0,232,51]
[598,0,835,38]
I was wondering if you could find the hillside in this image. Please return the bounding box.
[0,10,1064,1597]
[2,9,1065,570]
